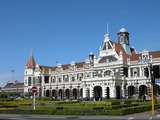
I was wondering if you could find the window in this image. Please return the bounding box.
[93,71,98,77]
[52,76,56,83]
[77,73,83,81]
[71,76,75,82]
[58,78,62,83]
[86,72,90,78]
[104,70,111,77]
[98,70,103,77]
[131,68,139,77]
[39,76,42,84]
[153,65,160,79]
[63,75,69,82]
[28,77,31,86]
[44,76,49,83]
[33,77,35,85]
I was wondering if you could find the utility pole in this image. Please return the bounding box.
[149,64,155,115]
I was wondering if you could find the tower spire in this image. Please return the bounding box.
[26,49,36,68]
[104,23,111,42]
[30,48,33,57]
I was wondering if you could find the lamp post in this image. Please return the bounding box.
[143,56,155,115]
[148,63,155,115]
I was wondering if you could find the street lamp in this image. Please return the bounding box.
[148,63,155,116]
[143,55,155,115]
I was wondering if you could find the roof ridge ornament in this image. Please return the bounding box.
[106,23,109,34]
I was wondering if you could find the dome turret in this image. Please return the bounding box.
[119,28,128,33]
[117,27,129,45]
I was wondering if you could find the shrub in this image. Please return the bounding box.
[0,98,14,101]
[55,100,80,105]
[92,107,104,110]
[123,100,132,105]
[120,104,152,115]
[36,97,52,101]
[56,107,63,110]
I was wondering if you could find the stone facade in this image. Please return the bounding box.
[24,28,160,100]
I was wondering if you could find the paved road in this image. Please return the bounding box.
[0,112,160,120]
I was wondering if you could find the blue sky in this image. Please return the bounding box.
[0,0,160,86]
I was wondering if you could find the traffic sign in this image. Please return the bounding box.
[31,86,37,110]
[31,86,37,93]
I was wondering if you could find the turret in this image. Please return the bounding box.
[117,28,131,54]
[117,28,130,45]
[26,51,36,69]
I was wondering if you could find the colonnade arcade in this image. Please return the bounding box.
[127,84,160,98]
[42,84,160,100]
[82,85,122,100]
[44,88,83,100]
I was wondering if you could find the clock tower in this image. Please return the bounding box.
[117,28,131,54]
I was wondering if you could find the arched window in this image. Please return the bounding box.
[104,70,112,77]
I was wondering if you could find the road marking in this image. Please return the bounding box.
[127,117,134,120]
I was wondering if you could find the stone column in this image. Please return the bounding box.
[56,87,58,100]
[41,76,45,97]
[70,88,73,100]
[121,85,125,98]
[62,87,65,100]
[128,68,131,78]
[83,87,87,99]
[110,86,116,98]
[90,86,94,100]
[102,86,106,99]
[77,86,80,100]
[121,77,125,98]
[31,77,33,86]
[139,67,142,77]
